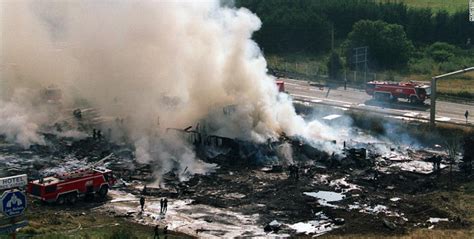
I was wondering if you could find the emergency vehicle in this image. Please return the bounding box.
[366,81,431,104]
[27,168,116,204]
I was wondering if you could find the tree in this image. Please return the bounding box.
[327,51,343,80]
[427,42,456,62]
[346,20,413,69]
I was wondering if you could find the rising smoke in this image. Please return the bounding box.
[0,0,313,178]
[1,0,370,180]
[0,0,414,180]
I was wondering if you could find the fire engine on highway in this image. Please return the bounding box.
[27,167,116,204]
[366,81,431,104]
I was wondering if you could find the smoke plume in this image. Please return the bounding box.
[1,0,315,178]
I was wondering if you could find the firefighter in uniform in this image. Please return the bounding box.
[140,196,145,212]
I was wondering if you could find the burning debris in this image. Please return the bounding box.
[1,116,469,237]
[0,0,473,238]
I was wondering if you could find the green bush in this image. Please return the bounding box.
[427,42,456,62]
[409,58,435,74]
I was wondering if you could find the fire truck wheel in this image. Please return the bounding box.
[98,186,108,198]
[67,193,78,205]
[57,195,66,205]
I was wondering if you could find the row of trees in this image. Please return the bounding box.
[237,0,474,70]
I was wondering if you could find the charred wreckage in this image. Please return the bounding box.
[1,102,473,237]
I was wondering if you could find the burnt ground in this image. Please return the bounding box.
[1,134,474,237]
[144,162,473,237]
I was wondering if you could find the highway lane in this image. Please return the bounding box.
[282,78,474,125]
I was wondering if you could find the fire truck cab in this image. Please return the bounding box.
[27,168,116,205]
[366,81,431,104]
[276,80,285,93]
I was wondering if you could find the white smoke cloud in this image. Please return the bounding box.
[0,0,328,177]
[0,89,47,147]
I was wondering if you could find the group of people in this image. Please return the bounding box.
[138,196,170,238]
[92,129,103,140]
[288,164,299,180]
[139,195,168,215]
[160,198,168,214]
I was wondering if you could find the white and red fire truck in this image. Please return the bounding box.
[366,81,431,104]
[27,168,116,204]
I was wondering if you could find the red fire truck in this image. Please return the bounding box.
[27,168,116,204]
[276,80,285,92]
[366,81,431,104]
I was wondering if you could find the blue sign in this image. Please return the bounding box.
[0,220,28,234]
[1,190,27,217]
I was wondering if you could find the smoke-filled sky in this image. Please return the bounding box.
[0,0,315,180]
[0,0,424,181]
[1,0,306,142]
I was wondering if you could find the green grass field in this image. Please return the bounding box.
[378,0,468,13]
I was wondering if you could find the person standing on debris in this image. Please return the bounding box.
[434,156,442,173]
[288,165,294,179]
[93,129,97,139]
[160,198,164,214]
[140,196,145,212]
[153,225,159,239]
[142,185,147,195]
[97,130,102,140]
[163,198,168,214]
[465,110,469,124]
[373,170,379,189]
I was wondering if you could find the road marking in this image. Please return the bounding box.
[292,94,353,105]
[291,93,470,125]
[435,117,451,122]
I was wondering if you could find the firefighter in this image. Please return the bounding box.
[93,129,97,139]
[153,225,159,239]
[142,185,147,195]
[140,196,145,212]
[434,156,442,173]
[288,165,294,179]
[97,130,103,140]
[373,170,379,189]
[160,198,164,214]
[465,110,469,124]
[163,198,168,214]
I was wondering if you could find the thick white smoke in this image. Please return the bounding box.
[0,0,318,178]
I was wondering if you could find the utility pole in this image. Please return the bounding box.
[430,67,474,127]
[331,24,334,51]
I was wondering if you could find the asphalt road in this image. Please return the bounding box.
[283,78,474,126]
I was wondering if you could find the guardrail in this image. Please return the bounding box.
[291,95,474,128]
[270,68,474,105]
